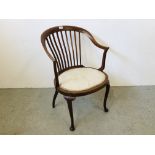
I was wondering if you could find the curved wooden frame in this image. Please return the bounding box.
[41,25,110,131]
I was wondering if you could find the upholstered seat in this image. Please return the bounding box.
[59,67,107,92]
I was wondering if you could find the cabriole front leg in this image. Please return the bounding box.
[64,96,75,131]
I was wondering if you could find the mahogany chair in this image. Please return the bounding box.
[41,25,110,131]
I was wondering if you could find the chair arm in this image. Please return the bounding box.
[83,29,109,50]
[91,41,109,71]
[90,37,109,70]
[89,36,109,51]
[83,30,109,70]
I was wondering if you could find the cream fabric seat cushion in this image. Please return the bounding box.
[59,68,106,91]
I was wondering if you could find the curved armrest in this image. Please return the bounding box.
[84,30,109,70]
[83,28,109,50]
[88,36,109,51]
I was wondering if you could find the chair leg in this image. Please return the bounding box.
[64,96,75,131]
[103,83,110,112]
[52,90,58,108]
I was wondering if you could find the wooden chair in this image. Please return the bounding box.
[41,25,110,131]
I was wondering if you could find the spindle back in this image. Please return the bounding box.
[41,25,96,73]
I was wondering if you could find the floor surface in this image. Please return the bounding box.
[0,86,155,134]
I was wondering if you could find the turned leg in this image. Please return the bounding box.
[64,96,75,131]
[103,83,110,112]
[52,90,58,108]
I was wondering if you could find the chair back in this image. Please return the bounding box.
[41,25,93,73]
